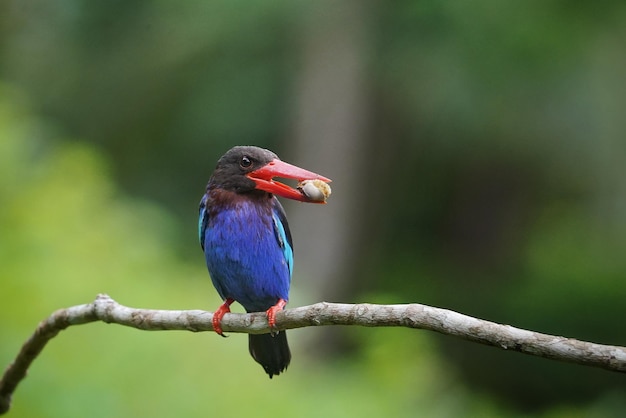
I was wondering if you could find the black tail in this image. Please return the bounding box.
[248,331,291,378]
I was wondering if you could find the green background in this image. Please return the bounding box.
[1,1,625,417]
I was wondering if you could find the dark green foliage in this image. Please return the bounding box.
[2,1,626,415]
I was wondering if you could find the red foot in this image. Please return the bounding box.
[212,298,234,337]
[266,298,287,332]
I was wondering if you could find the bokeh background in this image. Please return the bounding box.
[2,1,626,417]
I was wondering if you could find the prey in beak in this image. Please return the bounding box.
[247,158,332,203]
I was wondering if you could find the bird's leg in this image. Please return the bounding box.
[265,298,287,335]
[212,298,235,337]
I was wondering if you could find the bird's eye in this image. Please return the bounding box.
[240,156,252,168]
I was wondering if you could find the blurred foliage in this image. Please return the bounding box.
[0,91,624,417]
[0,87,511,418]
[2,0,626,416]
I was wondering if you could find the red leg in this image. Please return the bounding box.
[266,298,287,332]
[212,298,234,337]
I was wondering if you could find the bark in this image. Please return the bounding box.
[2,294,625,414]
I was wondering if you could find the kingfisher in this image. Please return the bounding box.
[199,146,330,378]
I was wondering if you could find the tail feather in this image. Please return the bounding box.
[248,332,291,378]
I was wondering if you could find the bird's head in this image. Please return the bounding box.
[209,146,331,203]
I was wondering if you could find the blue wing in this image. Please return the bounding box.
[198,194,209,251]
[271,197,294,278]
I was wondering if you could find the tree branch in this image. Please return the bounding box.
[2,293,626,414]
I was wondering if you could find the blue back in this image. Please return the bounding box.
[199,193,293,312]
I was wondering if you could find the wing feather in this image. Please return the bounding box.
[198,194,209,251]
[271,197,294,277]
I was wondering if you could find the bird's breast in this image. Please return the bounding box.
[203,198,291,311]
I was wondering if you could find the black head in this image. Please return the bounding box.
[207,145,331,201]
[208,146,278,194]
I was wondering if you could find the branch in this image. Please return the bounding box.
[2,294,626,414]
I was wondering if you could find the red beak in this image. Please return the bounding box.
[247,159,331,203]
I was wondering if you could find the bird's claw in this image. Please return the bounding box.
[213,323,229,338]
[266,298,287,336]
[212,298,234,337]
